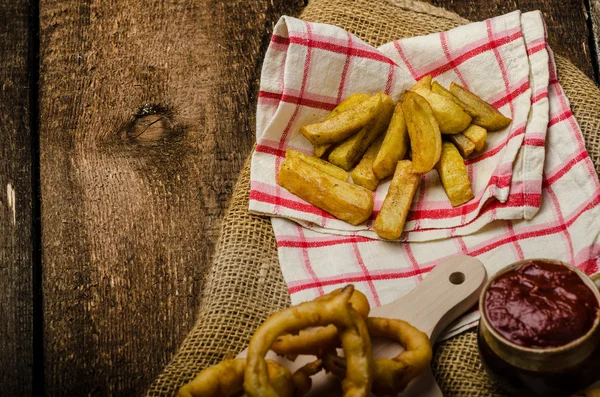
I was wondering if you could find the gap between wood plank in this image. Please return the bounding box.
[28,0,44,395]
[584,0,600,84]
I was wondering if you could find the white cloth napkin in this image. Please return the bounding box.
[250,11,600,336]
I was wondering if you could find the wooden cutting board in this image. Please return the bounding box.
[238,254,487,396]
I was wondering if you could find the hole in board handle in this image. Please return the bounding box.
[449,272,465,285]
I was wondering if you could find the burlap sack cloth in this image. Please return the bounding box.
[146,0,600,395]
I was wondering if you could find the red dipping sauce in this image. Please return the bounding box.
[484,260,600,349]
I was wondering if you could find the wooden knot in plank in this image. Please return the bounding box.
[124,104,183,145]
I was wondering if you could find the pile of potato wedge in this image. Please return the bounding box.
[278,75,512,240]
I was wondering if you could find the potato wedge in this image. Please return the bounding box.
[314,93,372,157]
[278,157,374,225]
[374,160,419,240]
[450,82,512,131]
[462,124,487,152]
[327,94,372,120]
[300,94,382,146]
[372,102,408,180]
[411,75,471,134]
[431,81,476,115]
[412,74,432,91]
[351,136,383,191]
[286,149,348,181]
[401,91,442,174]
[329,93,395,171]
[436,142,474,207]
[447,133,476,157]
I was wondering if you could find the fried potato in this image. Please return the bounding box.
[412,74,432,91]
[351,136,383,191]
[285,149,348,181]
[436,142,474,207]
[300,94,382,146]
[450,82,512,131]
[431,81,475,114]
[327,94,373,120]
[373,160,419,240]
[447,133,476,157]
[401,91,442,173]
[462,124,487,151]
[314,93,372,157]
[372,102,408,180]
[329,93,394,171]
[411,75,472,134]
[312,144,331,159]
[278,157,373,225]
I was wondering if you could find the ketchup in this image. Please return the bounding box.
[484,260,599,349]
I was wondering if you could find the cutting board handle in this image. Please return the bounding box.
[371,254,487,343]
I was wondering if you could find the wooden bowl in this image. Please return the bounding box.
[477,259,600,396]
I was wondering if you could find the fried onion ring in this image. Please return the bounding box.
[322,317,432,396]
[176,358,296,397]
[291,359,323,397]
[244,285,372,397]
[271,290,371,359]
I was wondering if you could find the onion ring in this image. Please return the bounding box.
[176,358,296,397]
[291,359,323,397]
[271,290,370,360]
[244,285,372,397]
[322,317,432,396]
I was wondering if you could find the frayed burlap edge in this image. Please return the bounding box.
[146,0,600,396]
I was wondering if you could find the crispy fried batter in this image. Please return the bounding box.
[322,318,432,396]
[176,359,296,397]
[244,286,373,397]
[367,318,432,395]
[292,359,324,397]
[271,290,371,359]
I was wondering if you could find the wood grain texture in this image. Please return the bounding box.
[35,0,598,395]
[38,0,304,395]
[0,0,33,396]
[588,0,600,81]
[426,0,596,81]
[0,1,34,396]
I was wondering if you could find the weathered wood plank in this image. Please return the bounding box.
[426,0,596,81]
[0,1,34,395]
[587,0,600,82]
[38,0,304,395]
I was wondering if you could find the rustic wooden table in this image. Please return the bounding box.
[1,0,599,395]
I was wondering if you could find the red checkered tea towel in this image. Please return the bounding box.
[250,11,600,335]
